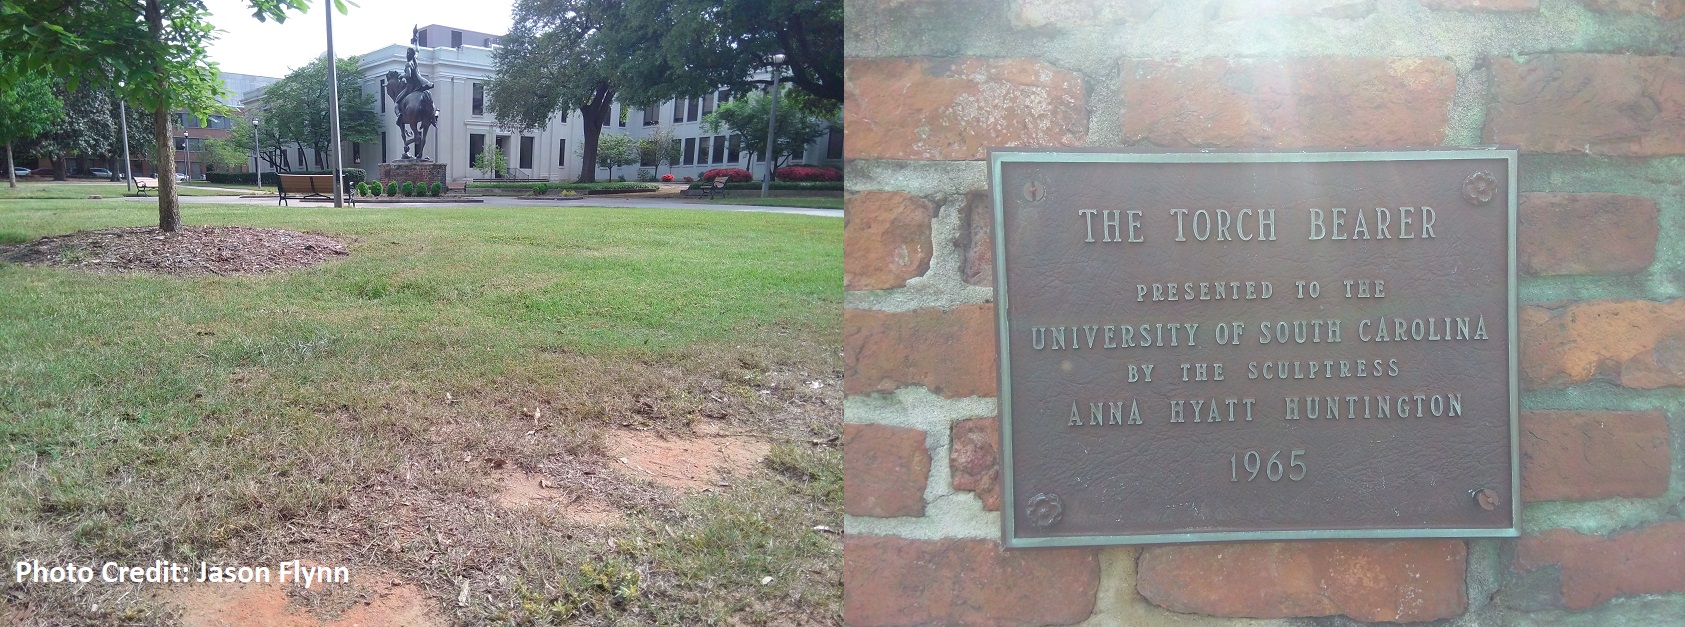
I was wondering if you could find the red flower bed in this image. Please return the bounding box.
[661,173,674,182]
[699,168,754,183]
[775,165,843,182]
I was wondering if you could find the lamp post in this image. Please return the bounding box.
[118,80,133,192]
[325,8,345,207]
[252,118,262,190]
[182,130,190,182]
[760,52,786,198]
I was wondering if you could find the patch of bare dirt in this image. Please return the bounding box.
[0,226,347,276]
[609,426,772,490]
[492,470,625,526]
[163,568,444,627]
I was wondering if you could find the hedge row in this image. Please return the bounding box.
[205,169,368,185]
[686,181,843,191]
[466,181,658,191]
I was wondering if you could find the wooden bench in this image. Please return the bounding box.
[133,177,158,196]
[276,174,354,207]
[703,176,730,200]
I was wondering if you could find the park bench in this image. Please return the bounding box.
[133,177,158,196]
[276,174,354,207]
[704,176,730,200]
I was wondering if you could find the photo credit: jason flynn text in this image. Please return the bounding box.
[15,559,349,587]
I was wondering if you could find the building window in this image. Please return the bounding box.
[560,110,568,123]
[379,79,386,112]
[711,135,726,163]
[469,133,485,167]
[701,92,715,117]
[558,138,566,166]
[826,127,842,160]
[686,98,699,122]
[351,142,361,164]
[519,136,534,169]
[728,135,741,163]
[683,138,695,165]
[381,131,388,163]
[643,105,658,126]
[671,139,682,165]
[718,89,730,106]
[472,83,484,116]
[451,30,462,48]
[603,104,612,126]
[697,137,711,165]
[673,99,684,123]
[792,146,804,160]
[174,137,187,151]
[417,30,428,47]
[618,107,627,127]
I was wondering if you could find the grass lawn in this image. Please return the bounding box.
[1,181,247,198]
[0,198,842,624]
[699,196,843,210]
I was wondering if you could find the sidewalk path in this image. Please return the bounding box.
[145,189,842,218]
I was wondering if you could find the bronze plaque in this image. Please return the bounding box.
[990,150,1519,548]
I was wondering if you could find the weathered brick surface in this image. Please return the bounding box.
[1579,0,1685,19]
[1137,540,1468,622]
[1519,299,1685,389]
[844,57,1087,160]
[1487,54,1685,156]
[1120,57,1457,149]
[949,417,1000,510]
[844,305,998,398]
[1214,0,1376,19]
[1009,0,1163,28]
[1515,522,1685,609]
[843,423,930,517]
[1520,410,1671,502]
[1419,0,1538,10]
[1519,193,1659,276]
[845,191,936,291]
[959,191,993,287]
[843,536,1099,626]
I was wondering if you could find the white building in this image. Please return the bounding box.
[248,25,840,183]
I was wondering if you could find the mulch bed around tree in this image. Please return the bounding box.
[0,226,349,276]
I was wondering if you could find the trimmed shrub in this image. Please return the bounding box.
[661,173,674,182]
[775,165,843,182]
[401,181,416,196]
[355,181,369,196]
[385,181,399,196]
[699,167,753,183]
[430,182,442,196]
[369,182,383,197]
[532,183,549,195]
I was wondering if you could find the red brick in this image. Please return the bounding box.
[843,423,930,517]
[1214,0,1377,19]
[844,306,998,398]
[1519,299,1685,389]
[1418,0,1538,10]
[1519,193,1659,276]
[1579,0,1685,19]
[959,190,993,287]
[1515,522,1685,609]
[843,536,1098,626]
[844,57,1087,160]
[949,417,1000,510]
[1521,410,1671,502]
[1487,54,1685,156]
[1137,540,1468,622]
[845,192,936,291]
[1121,57,1456,149]
[1007,0,1163,28]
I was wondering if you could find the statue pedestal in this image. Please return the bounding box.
[379,162,447,185]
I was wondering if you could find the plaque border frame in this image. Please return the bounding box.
[989,148,1521,548]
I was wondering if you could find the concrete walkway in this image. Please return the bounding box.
[147,188,842,218]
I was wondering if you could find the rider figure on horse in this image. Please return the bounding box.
[394,26,433,106]
[386,25,438,161]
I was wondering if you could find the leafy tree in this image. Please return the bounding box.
[30,80,114,180]
[638,127,681,177]
[472,145,509,178]
[487,0,697,182]
[622,0,842,114]
[201,136,251,173]
[0,67,64,188]
[703,88,831,171]
[263,55,378,170]
[581,132,638,181]
[0,0,317,231]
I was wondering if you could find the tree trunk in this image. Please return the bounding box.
[147,0,179,231]
[5,142,15,189]
[53,155,67,180]
[574,83,614,184]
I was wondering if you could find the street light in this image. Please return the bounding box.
[252,118,262,190]
[760,52,786,199]
[183,130,190,182]
[117,80,133,192]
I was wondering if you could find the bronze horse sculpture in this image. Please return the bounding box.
[385,70,437,161]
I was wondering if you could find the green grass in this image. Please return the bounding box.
[1,181,246,198]
[702,196,843,210]
[0,198,842,624]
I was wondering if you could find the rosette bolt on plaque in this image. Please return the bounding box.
[1022,180,1045,202]
[1026,492,1064,528]
[1471,488,1499,511]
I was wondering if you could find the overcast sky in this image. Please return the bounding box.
[203,0,513,78]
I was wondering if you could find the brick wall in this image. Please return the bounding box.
[843,1,1685,624]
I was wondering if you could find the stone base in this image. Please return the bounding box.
[378,162,447,185]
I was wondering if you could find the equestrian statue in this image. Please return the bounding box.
[385,26,438,161]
